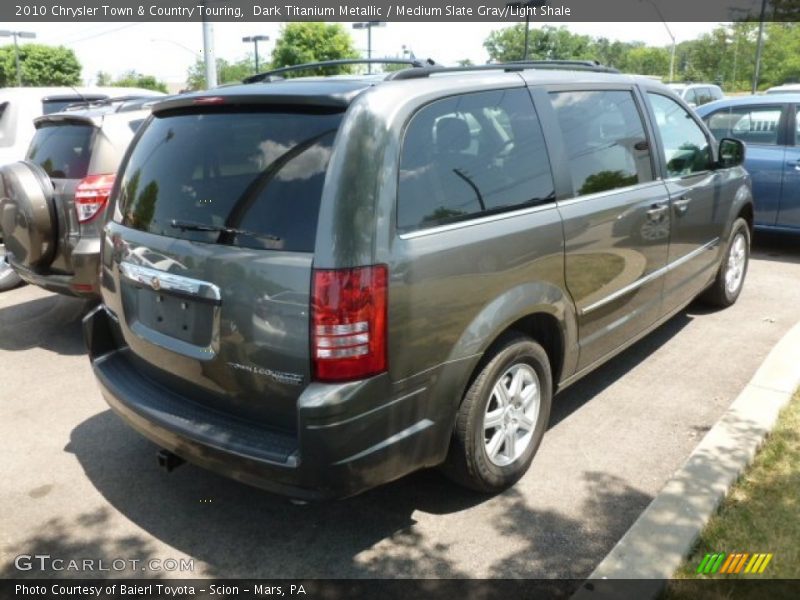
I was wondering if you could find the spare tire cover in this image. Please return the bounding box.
[0,161,56,269]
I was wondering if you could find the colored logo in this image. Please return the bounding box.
[697,552,773,575]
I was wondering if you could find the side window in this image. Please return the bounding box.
[550,90,653,196]
[648,93,713,178]
[397,88,555,233]
[695,88,713,106]
[796,108,800,143]
[684,88,698,105]
[706,106,782,146]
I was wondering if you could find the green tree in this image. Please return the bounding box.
[624,46,670,77]
[485,25,594,62]
[271,22,359,76]
[0,44,81,86]
[96,71,113,86]
[185,57,255,90]
[758,23,800,89]
[108,70,168,93]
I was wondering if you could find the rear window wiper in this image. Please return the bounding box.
[169,219,282,242]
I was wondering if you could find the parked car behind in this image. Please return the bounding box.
[765,83,800,95]
[0,97,162,297]
[0,87,164,166]
[83,60,753,500]
[667,83,724,108]
[697,95,800,232]
[0,87,164,292]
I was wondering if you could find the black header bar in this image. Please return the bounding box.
[3,0,799,23]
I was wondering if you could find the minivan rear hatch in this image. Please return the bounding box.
[106,103,343,432]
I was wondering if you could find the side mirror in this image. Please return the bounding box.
[718,138,745,168]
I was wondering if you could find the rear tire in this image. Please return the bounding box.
[700,217,750,308]
[442,333,552,493]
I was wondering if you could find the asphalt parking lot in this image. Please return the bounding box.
[1,234,799,580]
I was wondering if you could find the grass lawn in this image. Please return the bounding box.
[665,389,800,596]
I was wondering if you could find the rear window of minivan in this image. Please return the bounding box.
[116,108,342,253]
[27,122,95,179]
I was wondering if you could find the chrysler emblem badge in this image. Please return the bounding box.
[150,276,161,291]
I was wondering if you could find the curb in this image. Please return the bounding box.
[573,319,800,598]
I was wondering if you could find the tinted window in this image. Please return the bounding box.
[117,109,342,252]
[695,88,714,106]
[397,88,554,233]
[684,88,698,105]
[648,93,713,178]
[550,90,653,196]
[707,106,782,146]
[27,122,94,179]
[128,119,145,133]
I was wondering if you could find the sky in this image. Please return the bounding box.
[5,21,721,87]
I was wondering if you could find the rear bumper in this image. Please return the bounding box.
[9,238,100,297]
[83,305,451,499]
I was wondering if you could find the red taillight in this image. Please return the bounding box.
[312,265,388,382]
[74,173,115,223]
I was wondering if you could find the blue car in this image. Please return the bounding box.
[696,95,800,232]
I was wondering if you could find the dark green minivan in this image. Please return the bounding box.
[83,61,753,499]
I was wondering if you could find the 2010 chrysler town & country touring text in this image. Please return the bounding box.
[83,60,753,499]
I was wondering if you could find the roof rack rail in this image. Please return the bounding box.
[386,59,619,81]
[243,58,438,84]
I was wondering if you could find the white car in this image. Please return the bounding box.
[667,83,724,108]
[0,86,164,167]
[765,83,800,95]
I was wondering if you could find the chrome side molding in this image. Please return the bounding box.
[581,238,719,316]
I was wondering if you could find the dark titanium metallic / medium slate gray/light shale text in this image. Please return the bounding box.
[3,1,796,23]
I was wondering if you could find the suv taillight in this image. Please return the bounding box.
[312,265,388,382]
[74,173,115,223]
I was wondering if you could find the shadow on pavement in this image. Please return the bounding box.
[751,231,800,265]
[15,409,654,579]
[551,311,693,428]
[0,293,95,355]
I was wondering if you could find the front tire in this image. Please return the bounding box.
[700,217,750,308]
[443,334,553,493]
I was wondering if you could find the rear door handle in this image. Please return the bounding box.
[789,160,800,171]
[673,196,692,215]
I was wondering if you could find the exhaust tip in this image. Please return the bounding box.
[157,449,185,473]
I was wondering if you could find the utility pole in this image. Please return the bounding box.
[352,21,385,73]
[506,1,543,60]
[201,1,217,88]
[641,0,676,82]
[242,35,269,73]
[752,0,768,94]
[0,30,37,86]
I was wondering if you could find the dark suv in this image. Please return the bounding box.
[83,60,753,499]
[0,97,158,297]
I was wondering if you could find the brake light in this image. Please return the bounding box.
[74,173,115,223]
[193,96,225,105]
[312,265,388,382]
